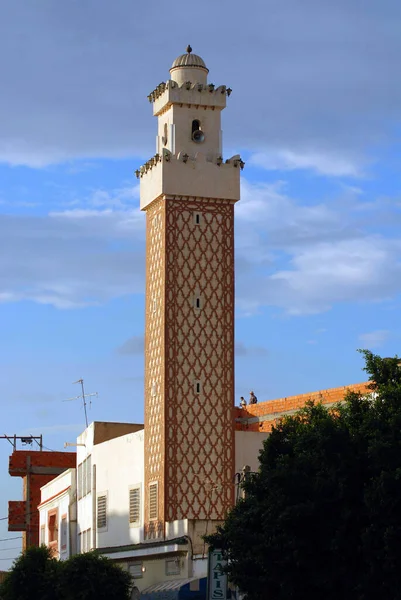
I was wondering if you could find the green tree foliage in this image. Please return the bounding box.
[59,551,132,600]
[206,351,401,600]
[0,545,59,600]
[0,548,132,600]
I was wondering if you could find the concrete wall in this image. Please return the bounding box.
[76,424,145,551]
[8,450,76,549]
[94,429,144,548]
[235,431,268,474]
[39,468,76,560]
[140,157,240,211]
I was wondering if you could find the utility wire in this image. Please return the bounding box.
[0,536,22,543]
[0,508,41,521]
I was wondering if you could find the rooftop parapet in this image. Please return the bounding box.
[147,80,232,116]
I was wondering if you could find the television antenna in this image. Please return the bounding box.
[63,379,98,428]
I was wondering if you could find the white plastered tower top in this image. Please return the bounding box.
[138,46,243,210]
[169,45,209,85]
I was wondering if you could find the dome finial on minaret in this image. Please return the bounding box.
[186,44,192,54]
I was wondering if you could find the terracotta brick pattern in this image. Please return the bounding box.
[144,196,236,537]
[144,198,166,539]
[8,450,76,550]
[235,382,371,432]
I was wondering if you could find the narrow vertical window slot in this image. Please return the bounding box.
[193,212,202,226]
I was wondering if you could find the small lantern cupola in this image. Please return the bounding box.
[169,45,209,85]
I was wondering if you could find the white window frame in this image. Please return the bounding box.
[77,463,83,500]
[60,515,68,551]
[149,482,158,521]
[97,493,108,531]
[166,558,181,576]
[40,524,45,545]
[129,562,144,579]
[129,485,141,527]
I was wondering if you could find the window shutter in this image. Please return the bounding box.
[82,459,87,496]
[129,488,140,524]
[149,483,158,520]
[61,517,67,549]
[97,495,107,529]
[129,563,143,579]
[77,463,82,499]
[86,455,92,495]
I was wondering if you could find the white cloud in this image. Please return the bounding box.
[235,341,269,357]
[23,423,84,435]
[248,149,364,177]
[0,1,400,168]
[235,179,401,315]
[358,330,390,348]
[266,237,401,315]
[117,336,144,355]
[0,176,400,316]
[0,199,145,308]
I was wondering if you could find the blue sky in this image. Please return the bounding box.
[1,0,401,568]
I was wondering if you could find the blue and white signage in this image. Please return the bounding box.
[207,549,227,600]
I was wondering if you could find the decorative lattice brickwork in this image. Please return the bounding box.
[164,198,235,522]
[144,199,165,538]
[144,196,236,537]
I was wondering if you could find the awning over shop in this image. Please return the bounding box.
[140,577,207,600]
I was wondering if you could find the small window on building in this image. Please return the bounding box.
[151,381,157,397]
[192,120,200,135]
[193,212,202,225]
[82,458,87,497]
[81,528,91,553]
[166,558,181,576]
[163,122,168,147]
[194,295,202,310]
[60,516,67,550]
[86,455,92,496]
[149,483,158,521]
[77,462,83,500]
[129,563,144,579]
[97,495,107,530]
[129,487,141,526]
[48,513,58,544]
[194,380,202,395]
[152,297,157,313]
[40,525,45,545]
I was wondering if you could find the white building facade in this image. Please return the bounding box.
[38,468,77,560]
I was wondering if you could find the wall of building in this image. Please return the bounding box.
[76,423,145,552]
[235,382,370,433]
[8,450,76,549]
[39,468,76,560]
[94,429,144,548]
[235,431,269,474]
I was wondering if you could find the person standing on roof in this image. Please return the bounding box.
[249,391,258,404]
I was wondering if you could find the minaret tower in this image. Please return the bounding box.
[138,47,243,540]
